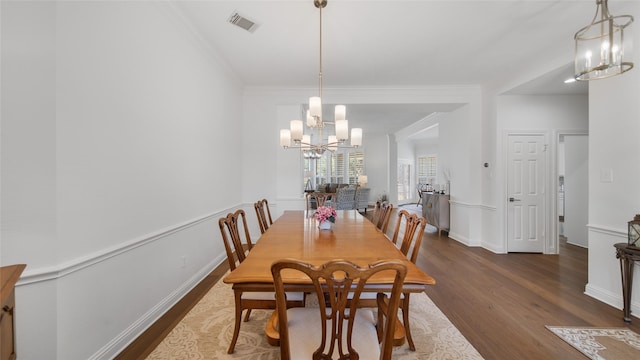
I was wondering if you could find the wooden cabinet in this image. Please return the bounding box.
[1,264,26,360]
[422,193,450,236]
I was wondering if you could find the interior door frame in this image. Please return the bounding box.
[553,129,589,254]
[503,130,551,254]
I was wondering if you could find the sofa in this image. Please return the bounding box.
[325,187,371,212]
[354,187,371,212]
[315,183,349,193]
[331,188,356,210]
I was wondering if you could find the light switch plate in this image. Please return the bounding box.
[600,168,613,183]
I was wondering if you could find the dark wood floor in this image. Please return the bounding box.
[117,206,640,360]
[414,223,640,359]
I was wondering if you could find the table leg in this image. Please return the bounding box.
[617,250,634,323]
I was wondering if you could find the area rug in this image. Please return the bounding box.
[546,326,640,360]
[146,276,483,359]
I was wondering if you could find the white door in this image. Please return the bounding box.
[507,135,546,252]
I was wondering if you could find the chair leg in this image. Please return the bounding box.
[243,309,252,322]
[228,291,243,354]
[265,310,280,346]
[402,293,415,351]
[377,293,406,346]
[377,302,384,341]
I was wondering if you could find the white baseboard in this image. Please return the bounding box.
[90,256,225,360]
[448,232,471,246]
[584,283,640,322]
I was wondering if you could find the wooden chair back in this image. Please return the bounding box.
[254,198,273,234]
[271,259,407,360]
[218,209,253,271]
[372,201,394,233]
[306,192,333,212]
[391,210,427,263]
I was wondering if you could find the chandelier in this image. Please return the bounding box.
[574,0,634,81]
[279,0,362,159]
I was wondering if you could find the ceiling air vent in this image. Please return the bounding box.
[228,12,258,33]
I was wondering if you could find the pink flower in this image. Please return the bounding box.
[315,206,337,223]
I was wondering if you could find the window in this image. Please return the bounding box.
[417,155,437,184]
[303,150,364,190]
[330,153,344,184]
[315,155,328,186]
[348,151,364,185]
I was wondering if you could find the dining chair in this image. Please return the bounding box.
[391,210,428,263]
[218,209,304,353]
[372,201,394,234]
[415,183,428,206]
[305,192,333,213]
[271,259,407,360]
[388,209,428,350]
[254,198,273,234]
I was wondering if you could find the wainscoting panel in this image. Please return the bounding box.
[15,205,249,360]
[585,225,640,322]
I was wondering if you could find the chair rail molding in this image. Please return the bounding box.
[17,207,236,286]
[587,223,627,238]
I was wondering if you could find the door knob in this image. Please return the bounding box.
[509,197,521,202]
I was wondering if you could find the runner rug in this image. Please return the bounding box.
[546,326,640,360]
[146,275,483,359]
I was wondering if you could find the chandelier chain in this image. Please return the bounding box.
[318,2,323,100]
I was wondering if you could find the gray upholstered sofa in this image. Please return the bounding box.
[326,187,371,212]
[315,183,349,194]
[354,187,371,212]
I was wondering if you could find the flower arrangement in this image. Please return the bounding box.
[315,206,337,224]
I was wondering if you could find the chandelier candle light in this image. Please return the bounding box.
[574,0,634,80]
[279,0,362,159]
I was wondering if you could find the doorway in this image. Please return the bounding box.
[557,134,588,248]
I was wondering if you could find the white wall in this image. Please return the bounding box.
[586,2,640,317]
[1,2,58,355]
[1,2,244,359]
[414,141,438,165]
[439,104,485,246]
[364,133,391,203]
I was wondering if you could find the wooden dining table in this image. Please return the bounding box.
[223,209,436,293]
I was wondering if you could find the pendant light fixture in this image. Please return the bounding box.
[574,0,634,81]
[279,0,362,158]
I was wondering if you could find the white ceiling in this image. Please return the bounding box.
[172,0,635,139]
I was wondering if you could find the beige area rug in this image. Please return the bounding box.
[147,277,484,360]
[546,326,640,360]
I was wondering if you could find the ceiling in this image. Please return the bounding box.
[172,0,635,140]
